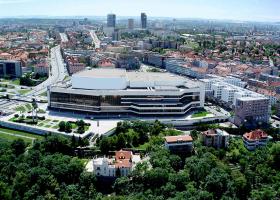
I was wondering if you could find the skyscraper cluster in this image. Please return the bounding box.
[107,13,148,29]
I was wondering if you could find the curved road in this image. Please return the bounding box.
[13,45,67,101]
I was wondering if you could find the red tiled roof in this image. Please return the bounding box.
[115,150,132,161]
[115,150,132,168]
[243,129,268,141]
[164,135,193,143]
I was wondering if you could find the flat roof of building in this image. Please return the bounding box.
[73,68,127,78]
[71,68,200,89]
[237,96,268,101]
[164,135,193,143]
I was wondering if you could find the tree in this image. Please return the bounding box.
[31,98,38,123]
[204,167,231,199]
[114,176,130,195]
[58,121,66,132]
[99,137,110,154]
[65,122,72,133]
[270,143,280,168]
[0,181,11,200]
[190,130,199,140]
[11,139,26,156]
[250,186,277,200]
[116,133,126,150]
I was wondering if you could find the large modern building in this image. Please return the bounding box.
[141,13,147,29]
[107,14,116,28]
[0,60,22,78]
[48,68,205,116]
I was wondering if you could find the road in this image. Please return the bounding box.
[59,33,69,43]
[19,45,67,99]
[89,30,101,49]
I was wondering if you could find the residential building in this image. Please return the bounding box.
[67,62,86,75]
[202,129,230,148]
[48,68,205,116]
[107,14,116,28]
[93,150,141,177]
[164,135,193,153]
[34,62,49,76]
[0,60,22,78]
[234,97,270,127]
[141,13,147,29]
[165,59,207,79]
[201,75,270,127]
[145,53,166,68]
[243,129,270,150]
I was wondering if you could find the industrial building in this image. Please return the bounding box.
[48,68,205,116]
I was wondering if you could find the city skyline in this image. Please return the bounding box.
[0,0,280,22]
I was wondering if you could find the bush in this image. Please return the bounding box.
[14,114,19,118]
[38,116,45,120]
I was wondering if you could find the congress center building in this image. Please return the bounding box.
[47,68,205,117]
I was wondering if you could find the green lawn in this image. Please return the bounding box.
[0,127,44,140]
[40,92,47,97]
[26,104,32,111]
[0,132,33,143]
[15,103,33,113]
[15,106,26,112]
[191,111,211,118]
[135,142,149,151]
[18,89,31,95]
[11,79,20,85]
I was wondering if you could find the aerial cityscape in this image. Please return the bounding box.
[0,0,279,199]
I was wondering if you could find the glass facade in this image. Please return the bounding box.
[49,90,201,115]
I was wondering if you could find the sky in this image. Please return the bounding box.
[0,0,279,22]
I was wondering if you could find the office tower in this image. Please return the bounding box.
[141,13,147,29]
[128,18,134,29]
[0,60,22,78]
[107,14,116,28]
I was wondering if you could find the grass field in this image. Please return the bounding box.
[0,127,45,141]
[18,89,31,95]
[0,132,33,143]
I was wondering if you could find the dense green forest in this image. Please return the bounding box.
[0,122,280,199]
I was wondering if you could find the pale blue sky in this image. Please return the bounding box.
[0,0,279,21]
